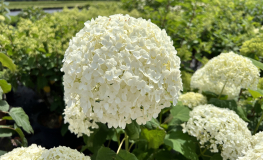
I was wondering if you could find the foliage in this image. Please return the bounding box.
[0,53,33,154]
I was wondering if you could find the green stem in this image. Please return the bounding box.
[218,79,228,99]
[159,112,163,123]
[125,132,129,151]
[253,112,263,135]
[115,129,120,146]
[128,142,135,152]
[117,136,126,154]
[198,147,208,157]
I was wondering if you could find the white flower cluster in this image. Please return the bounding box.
[0,144,45,160]
[238,132,263,160]
[40,146,90,160]
[182,104,252,160]
[62,14,182,135]
[191,52,259,99]
[178,92,207,108]
[191,67,240,99]
[0,145,91,160]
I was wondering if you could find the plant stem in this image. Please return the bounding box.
[159,112,163,123]
[117,136,126,154]
[238,88,243,102]
[253,112,263,135]
[125,132,129,151]
[198,147,208,157]
[115,129,120,146]
[218,79,228,99]
[128,142,135,152]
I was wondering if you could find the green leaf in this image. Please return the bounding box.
[9,107,34,134]
[116,150,138,160]
[208,98,237,110]
[0,100,9,112]
[14,124,28,147]
[164,130,198,160]
[0,125,14,137]
[0,150,7,156]
[248,88,263,99]
[144,118,160,130]
[254,100,263,113]
[210,153,223,160]
[84,123,109,153]
[96,146,116,160]
[37,77,48,90]
[0,53,16,72]
[61,123,69,136]
[247,57,263,70]
[141,127,166,149]
[170,101,190,122]
[125,120,140,140]
[0,79,12,93]
[37,48,46,53]
[236,106,250,122]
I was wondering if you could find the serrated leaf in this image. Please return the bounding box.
[144,118,160,130]
[116,150,138,160]
[170,101,190,122]
[14,124,28,147]
[247,57,263,70]
[248,88,263,99]
[96,146,116,160]
[0,125,13,137]
[236,106,250,122]
[0,53,16,72]
[0,79,12,93]
[208,98,237,110]
[141,127,166,149]
[125,120,140,140]
[164,130,198,160]
[0,100,9,112]
[9,107,33,134]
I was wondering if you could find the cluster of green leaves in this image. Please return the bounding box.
[0,53,34,156]
[0,0,10,20]
[80,102,202,160]
[121,0,263,91]
[0,3,140,114]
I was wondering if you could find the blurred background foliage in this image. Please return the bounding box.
[0,0,263,113]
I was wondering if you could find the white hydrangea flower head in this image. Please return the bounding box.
[178,92,207,108]
[0,144,45,160]
[182,104,252,160]
[39,146,90,160]
[237,131,263,160]
[191,67,240,99]
[61,14,183,134]
[204,51,260,90]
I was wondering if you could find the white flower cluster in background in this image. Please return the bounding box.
[191,52,259,99]
[191,67,240,99]
[182,104,252,160]
[178,92,207,108]
[205,52,259,90]
[0,144,45,160]
[62,14,182,135]
[0,145,91,160]
[238,131,263,160]
[40,146,90,160]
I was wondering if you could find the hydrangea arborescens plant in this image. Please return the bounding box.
[182,104,252,160]
[178,92,207,108]
[62,14,183,136]
[0,144,45,160]
[204,51,259,90]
